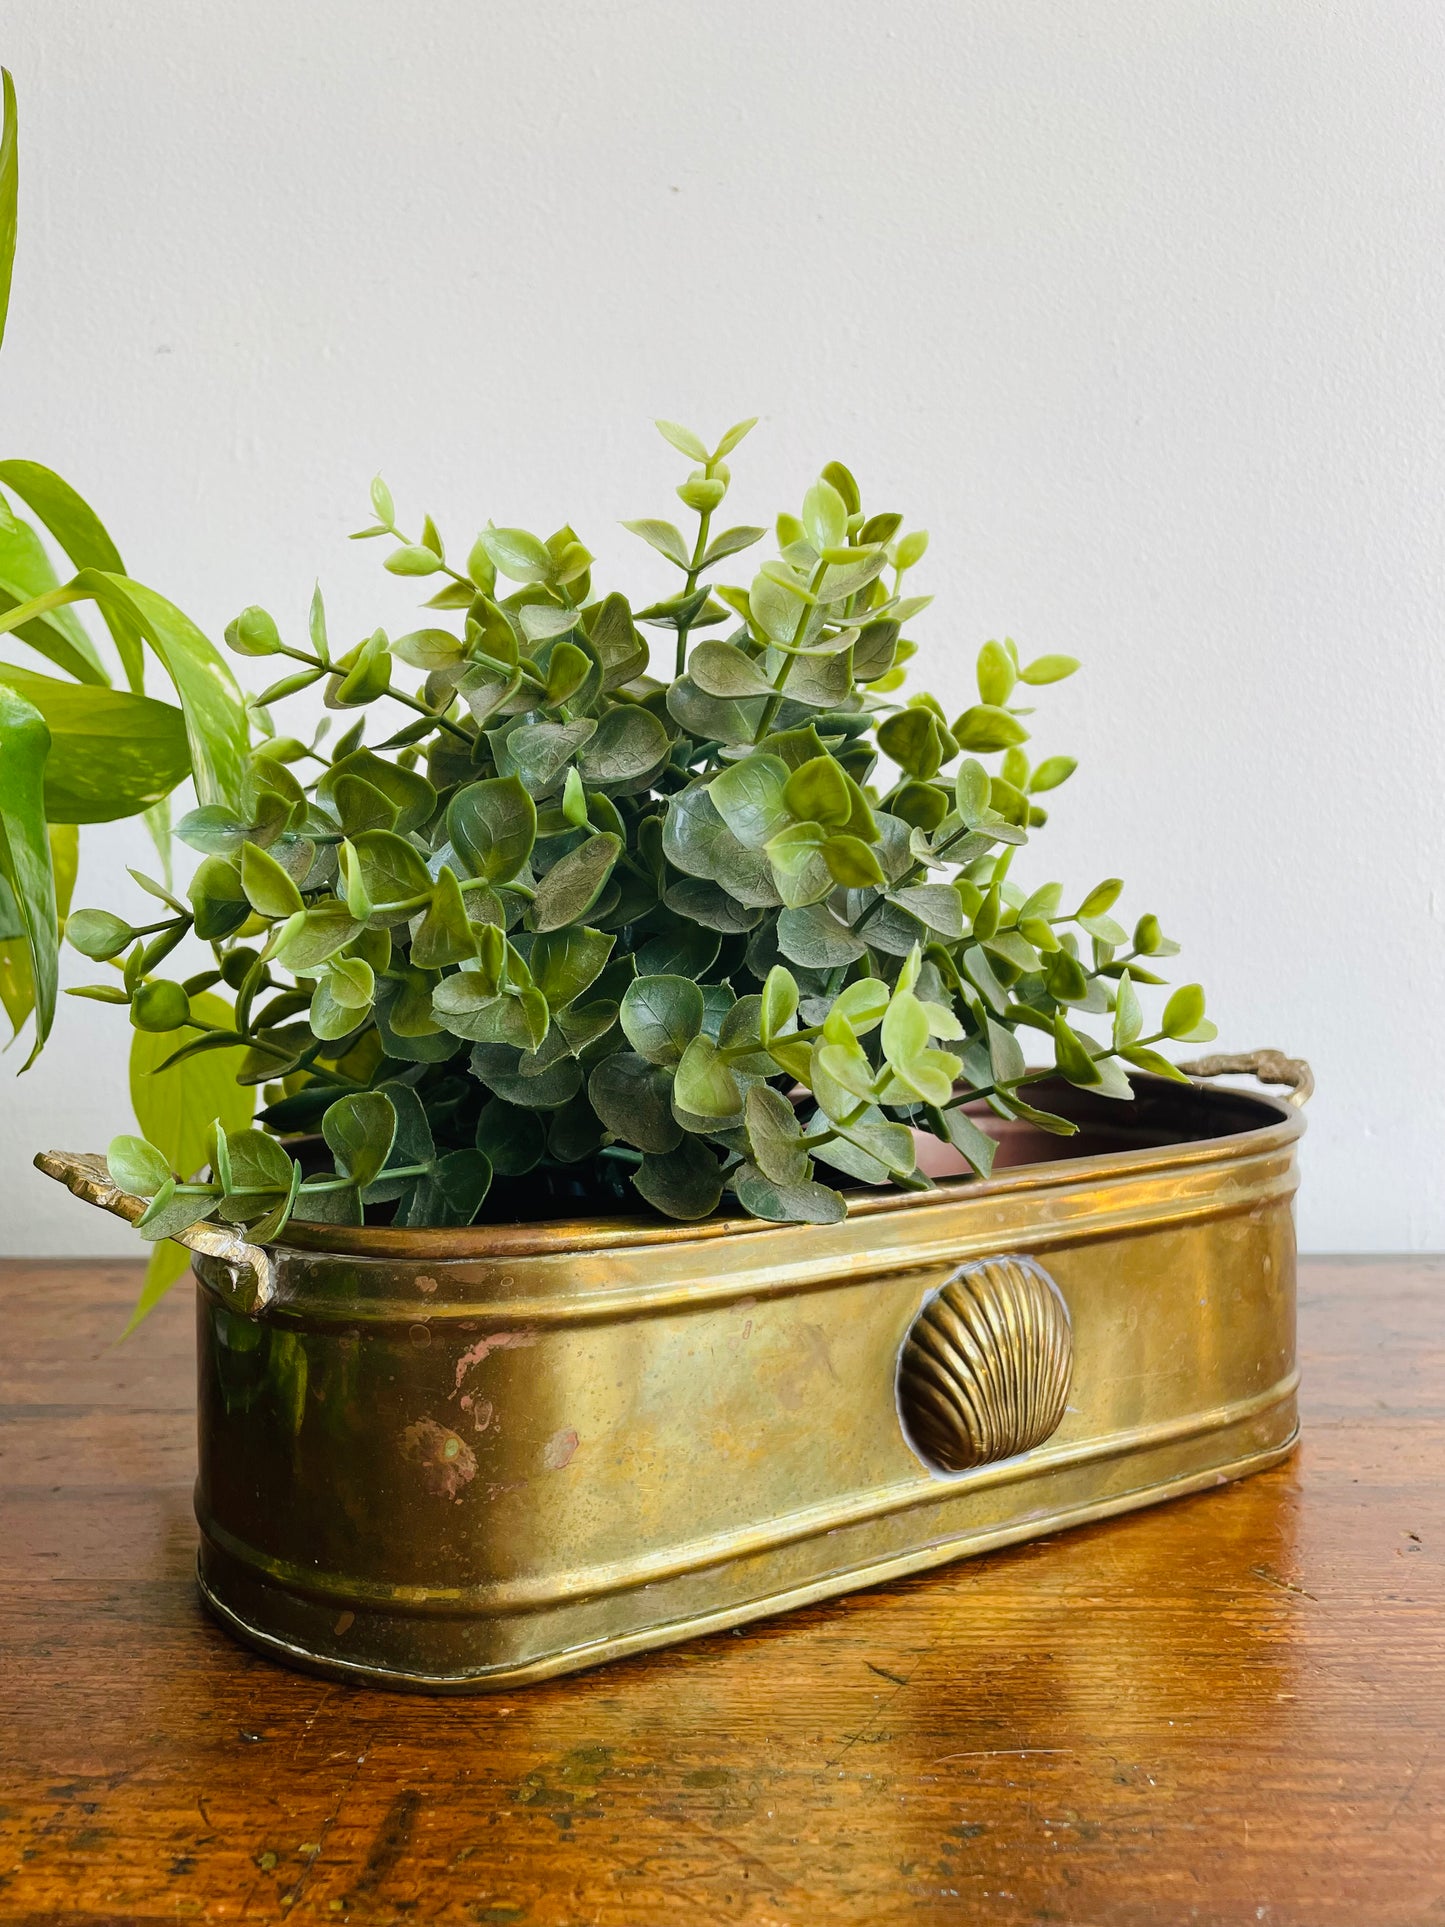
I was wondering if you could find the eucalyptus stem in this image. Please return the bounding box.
[280,641,472,744]
[673,503,715,677]
[752,559,829,743]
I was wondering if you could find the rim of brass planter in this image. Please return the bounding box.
[266,1072,1305,1259]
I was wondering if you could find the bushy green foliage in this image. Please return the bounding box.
[71,418,1214,1240]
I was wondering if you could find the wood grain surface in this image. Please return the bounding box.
[0,1255,1441,1926]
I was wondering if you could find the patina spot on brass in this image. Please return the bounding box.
[400,1418,478,1501]
[898,1254,1073,1474]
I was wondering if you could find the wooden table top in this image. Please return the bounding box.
[1,1255,1440,1926]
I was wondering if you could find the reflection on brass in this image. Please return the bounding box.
[898,1255,1072,1473]
[37,1065,1309,1692]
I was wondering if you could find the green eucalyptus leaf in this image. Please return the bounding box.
[764,822,833,908]
[1054,1012,1103,1086]
[817,550,887,604]
[783,754,851,828]
[391,627,466,670]
[731,1162,847,1226]
[583,593,649,690]
[66,907,134,961]
[477,526,555,584]
[474,1096,549,1174]
[666,675,761,745]
[775,903,866,970]
[1113,969,1143,1048]
[350,829,432,916]
[622,518,690,568]
[632,1137,724,1221]
[222,1126,295,1199]
[576,705,671,788]
[713,417,758,457]
[1019,653,1080,685]
[541,638,592,706]
[1029,755,1077,794]
[588,1051,683,1154]
[272,900,362,971]
[402,1148,493,1227]
[106,1133,172,1197]
[939,1104,999,1178]
[887,884,965,940]
[1121,1043,1191,1083]
[821,833,885,890]
[519,602,582,644]
[688,638,775,700]
[672,1033,742,1120]
[976,640,1017,705]
[802,478,849,555]
[241,841,304,920]
[620,974,704,1066]
[331,775,398,837]
[529,924,614,1008]
[635,919,720,979]
[448,775,536,884]
[136,1180,224,1243]
[852,617,900,683]
[951,704,1029,754]
[700,525,766,569]
[410,865,477,969]
[745,1083,810,1185]
[506,718,597,797]
[877,706,947,782]
[469,1041,581,1109]
[321,1090,398,1190]
[531,831,621,932]
[318,749,436,835]
[661,877,760,933]
[1162,983,1208,1040]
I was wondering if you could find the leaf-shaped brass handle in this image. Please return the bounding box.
[32,1150,274,1313]
[1177,1050,1313,1108]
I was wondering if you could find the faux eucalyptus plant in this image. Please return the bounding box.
[61,414,1215,1256]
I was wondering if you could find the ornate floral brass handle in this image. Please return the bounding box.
[32,1150,273,1313]
[1176,1049,1314,1108]
[897,1254,1073,1474]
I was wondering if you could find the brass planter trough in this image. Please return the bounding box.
[38,1053,1309,1692]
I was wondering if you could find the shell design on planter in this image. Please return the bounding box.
[897,1254,1073,1473]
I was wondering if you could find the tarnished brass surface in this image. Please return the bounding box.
[38,1069,1307,1691]
[1177,1048,1314,1108]
[898,1254,1073,1472]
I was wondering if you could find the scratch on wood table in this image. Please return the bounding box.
[0,1255,1442,1925]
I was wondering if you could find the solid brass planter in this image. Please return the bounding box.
[38,1060,1307,1691]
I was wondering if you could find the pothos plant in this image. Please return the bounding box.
[63,414,1217,1276]
[0,70,251,1066]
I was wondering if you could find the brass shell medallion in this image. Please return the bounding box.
[897,1254,1073,1473]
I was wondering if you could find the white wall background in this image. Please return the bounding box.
[1,0,1441,1255]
